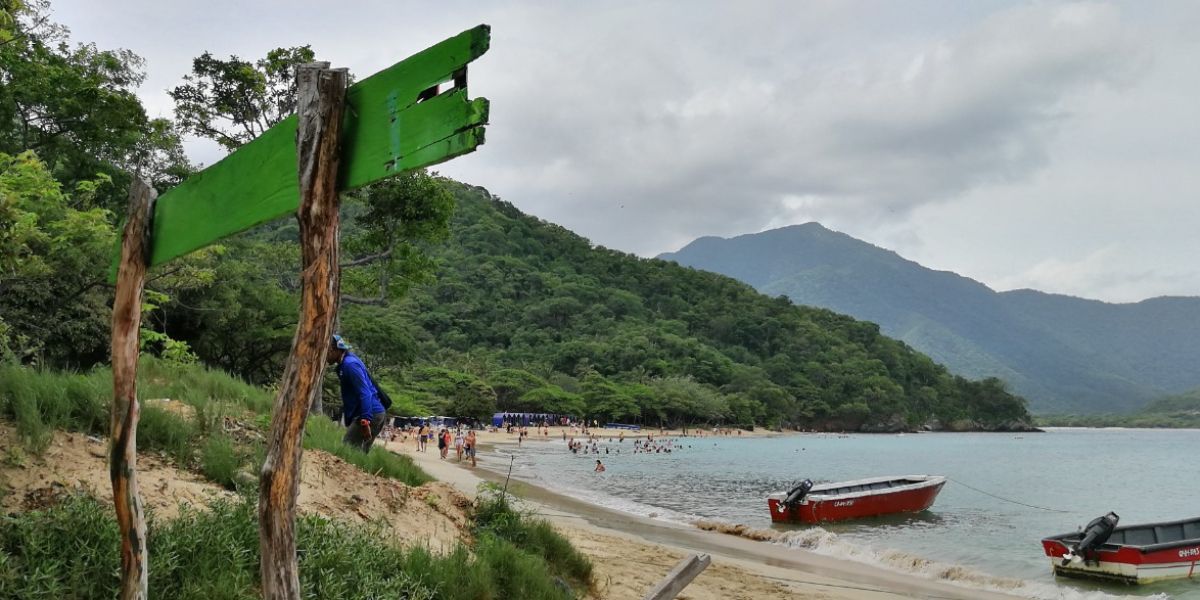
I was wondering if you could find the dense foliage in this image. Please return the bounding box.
[660,224,1200,414]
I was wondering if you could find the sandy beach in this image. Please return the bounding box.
[383,427,1020,600]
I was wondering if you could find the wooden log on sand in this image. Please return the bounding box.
[643,553,712,600]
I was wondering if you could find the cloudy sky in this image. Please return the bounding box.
[50,0,1200,303]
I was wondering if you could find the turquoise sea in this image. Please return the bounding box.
[495,428,1199,599]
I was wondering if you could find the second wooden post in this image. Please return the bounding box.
[258,62,347,600]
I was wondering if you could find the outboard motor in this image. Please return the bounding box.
[1062,512,1119,566]
[778,479,814,513]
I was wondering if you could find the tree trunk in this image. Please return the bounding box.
[258,62,347,600]
[110,178,157,600]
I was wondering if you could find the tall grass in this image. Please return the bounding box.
[138,404,199,465]
[198,433,245,490]
[473,484,593,589]
[304,415,432,487]
[0,362,432,488]
[138,357,273,414]
[0,493,583,600]
[0,357,271,452]
[0,365,108,453]
[0,365,205,466]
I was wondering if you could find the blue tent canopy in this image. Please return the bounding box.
[491,412,560,427]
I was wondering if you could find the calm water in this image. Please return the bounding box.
[494,428,1199,599]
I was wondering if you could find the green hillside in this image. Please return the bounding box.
[324,183,1032,432]
[1142,388,1200,414]
[1038,388,1200,428]
[660,225,1200,414]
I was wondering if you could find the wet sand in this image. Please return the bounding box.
[384,432,1019,600]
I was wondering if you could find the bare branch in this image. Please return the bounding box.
[339,248,393,269]
[340,294,388,306]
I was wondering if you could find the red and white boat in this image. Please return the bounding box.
[767,475,945,524]
[1042,513,1200,584]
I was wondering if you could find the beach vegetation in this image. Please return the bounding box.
[303,412,432,486]
[0,492,584,600]
[474,483,593,592]
[0,359,431,487]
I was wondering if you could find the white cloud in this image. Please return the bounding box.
[45,0,1200,302]
[441,1,1149,258]
[996,246,1199,303]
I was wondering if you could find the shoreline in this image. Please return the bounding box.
[383,433,1021,600]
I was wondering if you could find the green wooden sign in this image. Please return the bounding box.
[129,25,489,273]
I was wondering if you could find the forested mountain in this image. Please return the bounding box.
[0,3,1031,432]
[329,184,1032,431]
[1038,387,1200,428]
[659,224,1200,414]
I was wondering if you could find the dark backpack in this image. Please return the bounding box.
[366,371,393,411]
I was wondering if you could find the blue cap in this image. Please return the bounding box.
[332,334,352,350]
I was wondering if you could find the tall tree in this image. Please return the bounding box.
[0,1,190,209]
[0,151,115,365]
[169,46,315,151]
[341,172,454,306]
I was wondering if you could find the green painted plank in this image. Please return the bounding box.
[342,26,490,187]
[342,89,489,188]
[147,117,300,268]
[128,24,490,273]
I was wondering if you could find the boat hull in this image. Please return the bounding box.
[1042,538,1200,584]
[768,476,945,524]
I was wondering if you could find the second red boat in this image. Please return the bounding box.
[767,475,946,524]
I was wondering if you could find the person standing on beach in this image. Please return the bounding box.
[327,335,386,453]
[465,429,478,467]
[455,429,465,461]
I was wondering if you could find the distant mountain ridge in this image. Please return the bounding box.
[659,224,1200,414]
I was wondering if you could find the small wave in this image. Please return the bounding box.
[486,458,700,525]
[692,519,1162,600]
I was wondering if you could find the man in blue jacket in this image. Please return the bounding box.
[327,335,387,452]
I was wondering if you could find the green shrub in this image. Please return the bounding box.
[199,434,244,490]
[304,415,431,487]
[473,535,579,600]
[192,399,234,437]
[139,404,199,465]
[473,485,593,588]
[0,492,123,597]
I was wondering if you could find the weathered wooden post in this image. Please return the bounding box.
[104,27,489,596]
[110,178,157,600]
[258,62,348,600]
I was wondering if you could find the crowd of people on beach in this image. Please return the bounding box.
[563,432,695,457]
[378,422,479,467]
[375,416,757,475]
